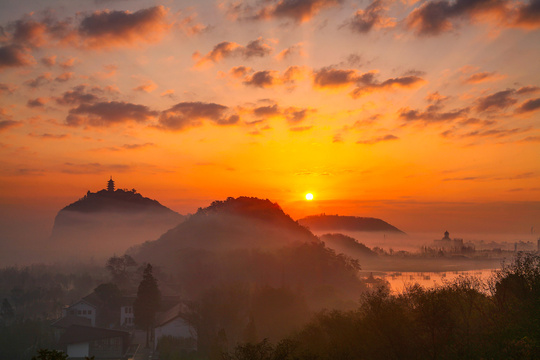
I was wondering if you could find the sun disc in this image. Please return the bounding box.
[305,193,314,201]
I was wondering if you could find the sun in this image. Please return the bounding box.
[305,193,314,201]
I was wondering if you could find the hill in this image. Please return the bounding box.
[49,178,184,260]
[131,196,318,258]
[320,233,377,258]
[298,214,405,233]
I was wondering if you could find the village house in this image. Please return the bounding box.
[154,303,197,351]
[58,325,130,359]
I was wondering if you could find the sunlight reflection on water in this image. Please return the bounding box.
[364,269,498,293]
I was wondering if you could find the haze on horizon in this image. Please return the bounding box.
[1,0,539,263]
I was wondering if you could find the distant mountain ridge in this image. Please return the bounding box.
[298,214,405,233]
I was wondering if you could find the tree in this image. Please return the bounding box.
[133,264,161,348]
[106,255,137,285]
[31,349,68,360]
[1,298,14,323]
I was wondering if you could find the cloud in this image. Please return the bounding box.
[425,91,450,104]
[313,68,360,88]
[194,37,272,67]
[230,66,253,78]
[55,72,74,82]
[0,83,16,95]
[312,67,425,96]
[345,0,396,33]
[28,133,68,139]
[514,0,540,28]
[120,142,154,150]
[27,97,47,108]
[400,104,469,124]
[60,162,132,174]
[4,15,78,49]
[104,142,155,151]
[475,89,517,112]
[66,101,158,127]
[275,43,304,60]
[463,71,504,84]
[56,85,102,106]
[243,70,281,88]
[78,6,171,48]
[350,74,425,98]
[41,55,56,66]
[518,135,540,142]
[24,73,52,88]
[133,80,158,93]
[406,0,509,36]
[289,125,313,132]
[59,57,77,69]
[160,89,175,98]
[229,0,344,23]
[158,101,239,131]
[253,104,281,118]
[516,85,540,94]
[0,120,22,132]
[177,14,208,36]
[11,18,48,47]
[0,44,35,69]
[285,107,314,123]
[463,127,524,138]
[515,97,540,113]
[357,134,399,144]
[250,103,314,123]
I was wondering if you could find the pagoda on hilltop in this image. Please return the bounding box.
[107,176,115,192]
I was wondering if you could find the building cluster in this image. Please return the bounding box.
[422,231,475,255]
[51,291,196,359]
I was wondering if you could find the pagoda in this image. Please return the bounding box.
[107,176,115,192]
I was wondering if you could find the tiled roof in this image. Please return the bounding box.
[51,315,91,329]
[155,303,190,327]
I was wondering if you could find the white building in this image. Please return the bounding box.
[154,303,197,351]
[62,299,97,327]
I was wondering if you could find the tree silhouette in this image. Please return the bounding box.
[106,255,137,285]
[1,298,14,323]
[133,264,161,348]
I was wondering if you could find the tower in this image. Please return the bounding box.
[107,176,115,192]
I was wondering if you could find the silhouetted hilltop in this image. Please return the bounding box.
[298,214,405,233]
[49,178,184,260]
[320,233,377,258]
[131,197,318,260]
[60,188,176,214]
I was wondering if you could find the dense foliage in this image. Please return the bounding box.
[222,252,540,360]
[134,263,161,347]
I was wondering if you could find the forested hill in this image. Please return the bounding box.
[298,214,405,233]
[131,196,319,259]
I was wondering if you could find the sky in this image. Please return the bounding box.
[0,0,539,249]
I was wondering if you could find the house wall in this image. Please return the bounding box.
[67,342,89,358]
[67,302,96,326]
[90,336,124,358]
[120,305,134,327]
[155,318,196,350]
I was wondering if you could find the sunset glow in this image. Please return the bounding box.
[305,193,314,201]
[0,0,539,258]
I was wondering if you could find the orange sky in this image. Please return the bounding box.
[0,0,539,246]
